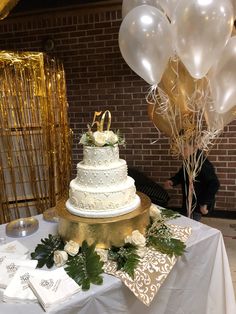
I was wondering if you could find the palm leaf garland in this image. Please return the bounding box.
[65,241,104,291]
[160,208,181,219]
[31,234,64,268]
[146,220,186,257]
[108,243,140,279]
[147,236,186,257]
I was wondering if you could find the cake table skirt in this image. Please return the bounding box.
[57,192,151,249]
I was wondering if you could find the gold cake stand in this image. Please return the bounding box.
[57,192,151,249]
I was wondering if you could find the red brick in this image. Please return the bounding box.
[0,4,234,213]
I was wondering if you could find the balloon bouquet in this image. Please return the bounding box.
[119,0,235,217]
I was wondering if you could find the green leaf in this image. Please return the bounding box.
[122,254,140,279]
[108,243,140,279]
[160,209,181,220]
[146,221,172,239]
[147,236,186,257]
[31,234,64,268]
[65,240,104,291]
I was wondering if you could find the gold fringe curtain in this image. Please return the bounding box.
[0,51,71,224]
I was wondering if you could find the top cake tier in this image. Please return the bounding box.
[83,145,119,166]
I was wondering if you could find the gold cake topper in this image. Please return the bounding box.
[91,110,111,132]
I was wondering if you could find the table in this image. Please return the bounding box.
[0,215,235,314]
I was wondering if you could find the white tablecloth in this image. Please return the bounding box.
[0,215,235,314]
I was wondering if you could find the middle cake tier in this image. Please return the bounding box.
[75,159,127,188]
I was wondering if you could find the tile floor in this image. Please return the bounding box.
[201,217,236,298]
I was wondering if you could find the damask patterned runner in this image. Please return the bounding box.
[104,224,192,306]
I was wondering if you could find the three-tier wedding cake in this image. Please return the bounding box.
[65,111,141,218]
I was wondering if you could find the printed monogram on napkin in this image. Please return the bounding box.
[28,267,81,311]
[104,224,192,306]
[0,258,37,288]
[3,267,38,303]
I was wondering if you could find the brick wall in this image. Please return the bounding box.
[0,1,235,213]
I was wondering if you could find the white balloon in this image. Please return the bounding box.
[119,5,173,85]
[162,0,179,19]
[122,0,164,19]
[232,0,236,18]
[122,0,179,20]
[209,36,236,114]
[172,0,234,79]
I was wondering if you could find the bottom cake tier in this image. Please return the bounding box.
[57,192,151,249]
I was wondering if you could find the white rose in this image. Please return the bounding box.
[95,248,108,263]
[79,133,87,145]
[53,250,68,267]
[93,131,107,146]
[104,130,118,145]
[64,240,80,256]
[124,230,146,248]
[124,235,132,244]
[149,204,162,220]
[137,247,147,259]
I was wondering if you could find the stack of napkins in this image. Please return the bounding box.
[0,258,38,289]
[3,267,38,303]
[28,267,81,311]
[0,240,29,257]
[0,252,28,265]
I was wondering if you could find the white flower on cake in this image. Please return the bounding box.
[64,240,80,256]
[79,111,125,147]
[81,130,121,147]
[149,204,162,220]
[53,250,68,267]
[104,130,118,145]
[124,230,146,248]
[93,131,107,146]
[79,133,87,145]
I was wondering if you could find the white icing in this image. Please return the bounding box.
[76,159,127,188]
[66,145,140,218]
[83,145,119,166]
[68,177,136,210]
[66,195,141,218]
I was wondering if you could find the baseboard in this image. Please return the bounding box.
[208,210,236,219]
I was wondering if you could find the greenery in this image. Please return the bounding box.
[31,207,186,289]
[30,234,64,268]
[108,243,140,279]
[65,241,104,290]
[80,127,126,147]
[160,208,181,220]
[147,236,186,257]
[146,213,186,257]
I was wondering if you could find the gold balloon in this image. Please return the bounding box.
[147,103,177,137]
[159,58,207,114]
[147,57,207,137]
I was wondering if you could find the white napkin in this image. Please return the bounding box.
[0,240,29,256]
[28,267,81,311]
[0,258,38,288]
[0,252,28,265]
[3,266,38,303]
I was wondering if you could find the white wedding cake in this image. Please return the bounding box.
[66,112,140,218]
